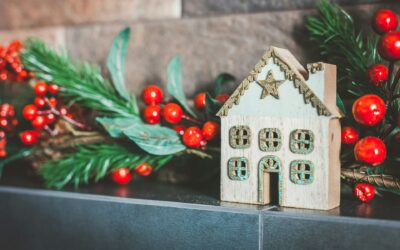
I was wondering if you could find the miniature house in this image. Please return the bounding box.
[217,47,341,210]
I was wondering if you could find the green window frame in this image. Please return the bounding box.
[289,160,314,185]
[228,157,249,181]
[229,126,251,149]
[290,129,314,154]
[259,128,282,152]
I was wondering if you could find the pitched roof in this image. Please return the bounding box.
[216,47,341,117]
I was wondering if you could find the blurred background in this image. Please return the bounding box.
[0,0,396,96]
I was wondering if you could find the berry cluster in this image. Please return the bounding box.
[0,103,18,158]
[20,81,73,145]
[0,40,31,82]
[141,85,225,149]
[111,163,153,185]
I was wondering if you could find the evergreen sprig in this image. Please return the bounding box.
[306,1,383,98]
[39,143,173,189]
[21,39,138,117]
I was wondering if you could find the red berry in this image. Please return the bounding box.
[46,113,57,125]
[354,183,376,203]
[183,127,203,148]
[48,97,58,107]
[202,121,220,141]
[0,118,8,129]
[163,103,183,124]
[31,115,46,129]
[48,84,60,95]
[341,127,359,144]
[0,103,14,117]
[352,94,386,126]
[143,105,161,124]
[367,64,388,86]
[194,92,206,110]
[135,163,153,176]
[34,82,47,96]
[112,167,132,185]
[173,125,186,136]
[373,9,398,34]
[354,136,386,166]
[378,31,400,61]
[20,130,39,145]
[215,93,230,103]
[22,104,38,121]
[34,97,46,108]
[142,85,163,105]
[58,106,69,116]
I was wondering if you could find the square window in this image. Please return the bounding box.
[259,128,282,152]
[290,129,314,154]
[228,157,249,181]
[229,126,251,149]
[289,160,314,185]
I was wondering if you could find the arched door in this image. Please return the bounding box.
[258,156,282,205]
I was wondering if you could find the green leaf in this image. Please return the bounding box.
[107,27,131,101]
[167,56,198,118]
[96,116,141,137]
[0,148,32,177]
[123,123,186,155]
[336,94,346,115]
[205,93,222,121]
[215,73,235,95]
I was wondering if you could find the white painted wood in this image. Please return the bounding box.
[220,47,341,210]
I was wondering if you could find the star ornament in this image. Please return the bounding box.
[256,70,285,99]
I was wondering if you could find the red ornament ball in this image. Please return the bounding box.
[20,130,39,145]
[163,103,183,124]
[373,9,398,34]
[367,64,388,86]
[112,167,132,185]
[215,93,230,103]
[135,163,153,176]
[183,127,203,148]
[22,104,38,121]
[354,183,376,203]
[34,82,47,96]
[378,31,400,61]
[48,84,60,95]
[352,94,386,126]
[194,92,206,110]
[202,121,220,141]
[354,136,386,166]
[143,105,161,124]
[341,126,359,144]
[142,85,163,105]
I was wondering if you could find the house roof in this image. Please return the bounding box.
[216,47,341,117]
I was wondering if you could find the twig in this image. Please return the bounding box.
[341,167,400,190]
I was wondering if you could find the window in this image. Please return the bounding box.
[290,129,314,154]
[229,126,251,149]
[259,155,281,173]
[228,157,249,181]
[289,160,314,185]
[259,128,282,152]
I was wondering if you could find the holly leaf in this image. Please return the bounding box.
[107,27,136,111]
[96,116,142,138]
[215,73,235,95]
[167,56,198,118]
[205,93,222,121]
[336,94,346,115]
[123,123,186,155]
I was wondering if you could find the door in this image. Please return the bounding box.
[258,156,282,205]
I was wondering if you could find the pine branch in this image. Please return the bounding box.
[21,39,138,117]
[39,143,173,189]
[306,1,383,98]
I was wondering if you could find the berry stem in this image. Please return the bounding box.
[182,115,201,125]
[44,98,86,129]
[44,125,58,136]
[37,110,52,115]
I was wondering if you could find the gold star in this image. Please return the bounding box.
[256,70,285,99]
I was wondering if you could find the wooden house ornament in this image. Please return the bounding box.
[218,47,341,210]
